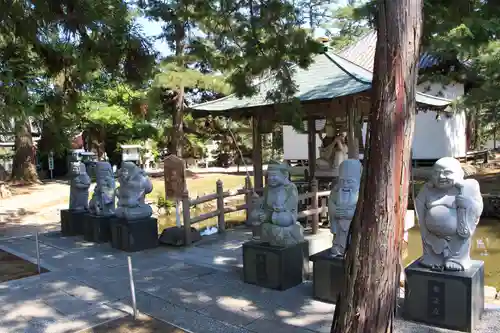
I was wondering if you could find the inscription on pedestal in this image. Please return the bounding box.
[256,253,268,284]
[427,280,445,321]
[243,240,307,290]
[404,259,484,332]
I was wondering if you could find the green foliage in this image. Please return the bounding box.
[323,0,370,51]
[156,194,175,215]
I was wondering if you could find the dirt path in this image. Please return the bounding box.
[0,181,73,238]
[82,315,188,333]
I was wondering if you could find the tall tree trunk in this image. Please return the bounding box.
[11,119,39,184]
[168,21,185,157]
[331,0,423,332]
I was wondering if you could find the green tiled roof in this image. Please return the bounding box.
[190,51,451,112]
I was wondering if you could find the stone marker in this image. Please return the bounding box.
[61,161,91,236]
[309,159,362,303]
[242,161,307,290]
[110,162,158,252]
[404,157,485,332]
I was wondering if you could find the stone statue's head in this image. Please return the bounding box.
[70,161,82,175]
[266,161,290,188]
[95,161,113,179]
[119,161,139,182]
[431,157,464,190]
[338,159,362,190]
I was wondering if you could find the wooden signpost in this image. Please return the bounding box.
[163,155,186,227]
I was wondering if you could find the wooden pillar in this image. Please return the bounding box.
[307,117,316,179]
[347,99,360,159]
[252,114,264,191]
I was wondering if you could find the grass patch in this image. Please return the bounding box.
[149,174,247,201]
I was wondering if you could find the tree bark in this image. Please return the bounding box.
[331,0,423,332]
[11,119,39,184]
[168,21,186,157]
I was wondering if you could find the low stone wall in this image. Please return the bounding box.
[482,194,500,219]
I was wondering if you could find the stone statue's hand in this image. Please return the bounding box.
[258,211,266,223]
[456,194,473,209]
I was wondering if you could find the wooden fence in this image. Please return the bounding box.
[181,177,330,245]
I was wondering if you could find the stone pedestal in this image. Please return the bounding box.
[83,214,114,243]
[110,217,158,252]
[242,240,309,291]
[404,259,484,332]
[310,249,344,303]
[60,210,86,236]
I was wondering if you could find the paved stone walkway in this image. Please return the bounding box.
[0,228,499,333]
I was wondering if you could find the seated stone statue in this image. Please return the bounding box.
[316,132,348,177]
[115,161,153,220]
[257,162,304,246]
[416,157,483,271]
[89,161,116,217]
[69,161,91,212]
[328,159,362,256]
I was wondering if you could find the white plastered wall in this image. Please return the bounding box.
[412,81,466,159]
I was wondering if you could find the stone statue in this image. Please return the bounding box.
[416,157,483,271]
[115,161,153,220]
[257,162,304,246]
[69,161,91,212]
[328,159,362,256]
[316,132,348,177]
[89,161,116,216]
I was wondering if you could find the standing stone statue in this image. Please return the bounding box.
[328,159,362,256]
[69,161,91,212]
[416,157,483,271]
[115,161,153,220]
[257,162,304,246]
[89,161,116,216]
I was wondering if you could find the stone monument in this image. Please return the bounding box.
[310,158,362,303]
[404,157,484,332]
[242,161,308,291]
[83,161,116,242]
[109,162,158,252]
[60,161,91,236]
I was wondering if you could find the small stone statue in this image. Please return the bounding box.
[69,161,91,212]
[257,162,304,246]
[89,161,116,216]
[416,157,483,271]
[328,159,362,256]
[115,161,153,220]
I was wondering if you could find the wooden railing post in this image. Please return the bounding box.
[216,180,225,233]
[182,190,192,246]
[311,178,319,234]
[244,175,252,221]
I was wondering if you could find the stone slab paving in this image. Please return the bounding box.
[0,228,498,333]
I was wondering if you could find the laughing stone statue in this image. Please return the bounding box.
[328,159,362,256]
[69,161,91,212]
[115,161,153,220]
[258,162,304,246]
[416,157,483,271]
[89,161,116,216]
